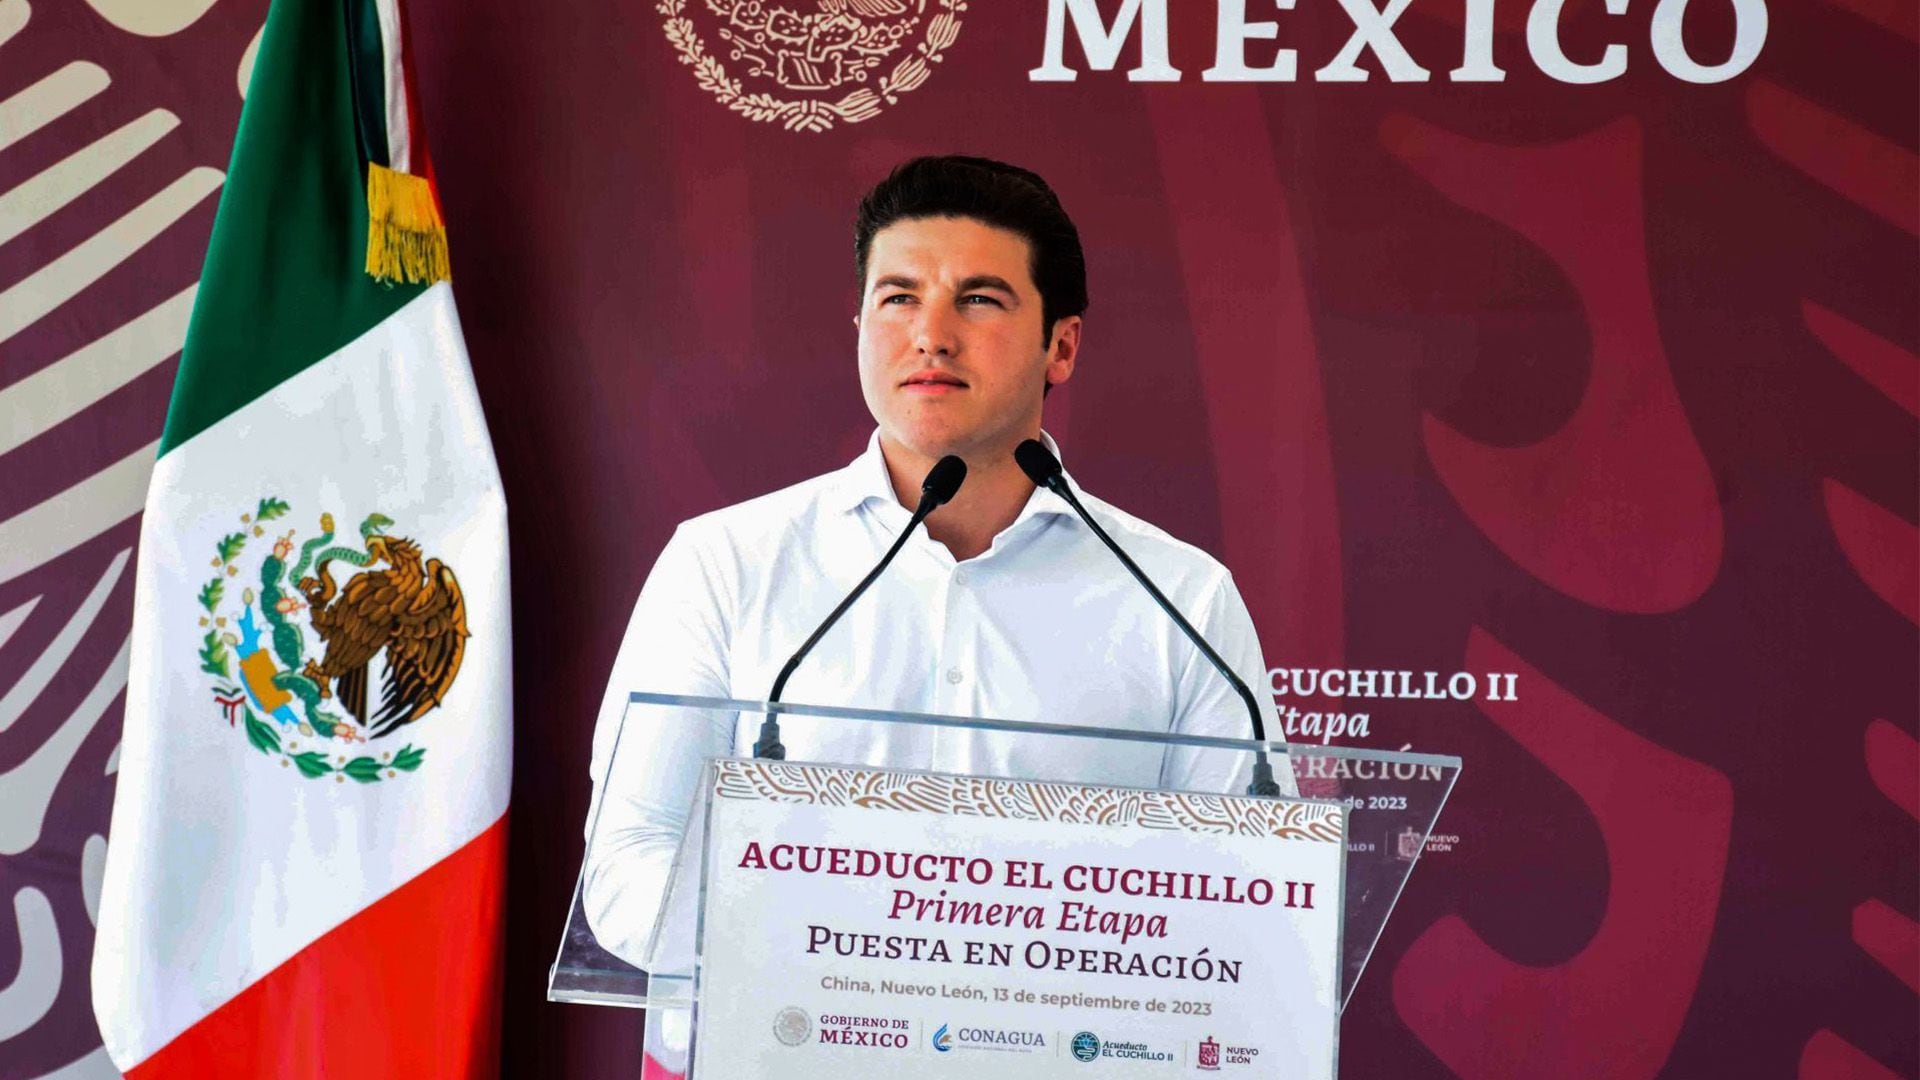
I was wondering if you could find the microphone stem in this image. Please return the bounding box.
[755,498,934,759]
[1044,479,1283,797]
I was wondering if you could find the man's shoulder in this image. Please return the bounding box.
[671,467,849,553]
[1071,485,1233,591]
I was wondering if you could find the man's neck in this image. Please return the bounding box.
[881,435,1038,562]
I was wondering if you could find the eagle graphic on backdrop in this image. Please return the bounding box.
[659,0,960,133]
[705,0,924,93]
[299,524,469,737]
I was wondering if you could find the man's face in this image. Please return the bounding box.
[857,216,1079,467]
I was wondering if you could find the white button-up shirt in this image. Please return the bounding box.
[582,432,1291,965]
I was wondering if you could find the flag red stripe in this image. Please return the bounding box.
[125,815,508,1079]
[394,0,440,206]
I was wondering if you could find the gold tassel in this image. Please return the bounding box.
[365,163,451,285]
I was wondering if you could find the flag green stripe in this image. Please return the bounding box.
[346,0,392,169]
[159,0,423,456]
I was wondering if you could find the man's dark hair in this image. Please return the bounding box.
[855,156,1088,346]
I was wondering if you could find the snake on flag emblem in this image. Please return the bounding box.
[193,500,468,783]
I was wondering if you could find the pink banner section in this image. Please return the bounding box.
[1,0,1912,1076]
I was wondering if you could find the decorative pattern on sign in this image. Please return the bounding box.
[709,759,1343,842]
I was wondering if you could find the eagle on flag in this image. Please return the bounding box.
[300,521,470,736]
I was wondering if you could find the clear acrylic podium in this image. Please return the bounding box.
[551,691,1459,1070]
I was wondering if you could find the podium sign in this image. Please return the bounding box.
[691,759,1346,1077]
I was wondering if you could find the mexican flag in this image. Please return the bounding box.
[91,0,510,1074]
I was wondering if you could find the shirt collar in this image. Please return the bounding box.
[831,429,1083,525]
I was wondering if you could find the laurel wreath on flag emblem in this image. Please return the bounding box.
[657,0,965,133]
[194,497,469,783]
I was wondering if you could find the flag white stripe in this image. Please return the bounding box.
[374,0,410,173]
[93,282,509,1067]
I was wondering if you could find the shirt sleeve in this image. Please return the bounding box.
[1161,571,1299,798]
[580,521,737,967]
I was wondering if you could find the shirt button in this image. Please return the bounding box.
[945,668,963,685]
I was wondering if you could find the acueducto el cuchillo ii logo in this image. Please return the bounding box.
[1071,1030,1174,1064]
[1071,1031,1101,1062]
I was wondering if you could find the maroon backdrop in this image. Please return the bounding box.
[0,0,1913,1076]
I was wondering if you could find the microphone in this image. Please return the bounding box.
[1014,440,1284,798]
[753,454,968,759]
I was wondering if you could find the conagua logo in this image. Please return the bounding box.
[657,0,965,132]
[194,498,468,783]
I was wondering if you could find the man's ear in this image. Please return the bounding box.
[1044,316,1083,390]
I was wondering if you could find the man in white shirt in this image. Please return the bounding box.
[582,157,1291,975]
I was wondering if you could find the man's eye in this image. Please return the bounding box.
[961,295,1003,306]
[880,294,914,305]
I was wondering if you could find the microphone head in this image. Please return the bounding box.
[920,455,968,509]
[1014,439,1064,488]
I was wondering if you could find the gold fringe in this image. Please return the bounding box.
[365,163,450,285]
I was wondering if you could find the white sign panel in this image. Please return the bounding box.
[692,760,1346,1078]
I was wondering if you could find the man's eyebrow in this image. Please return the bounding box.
[956,275,1017,295]
[867,273,1019,297]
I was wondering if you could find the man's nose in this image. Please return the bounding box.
[913,304,960,357]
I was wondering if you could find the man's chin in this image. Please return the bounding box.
[879,424,992,466]
[885,429,1036,471]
